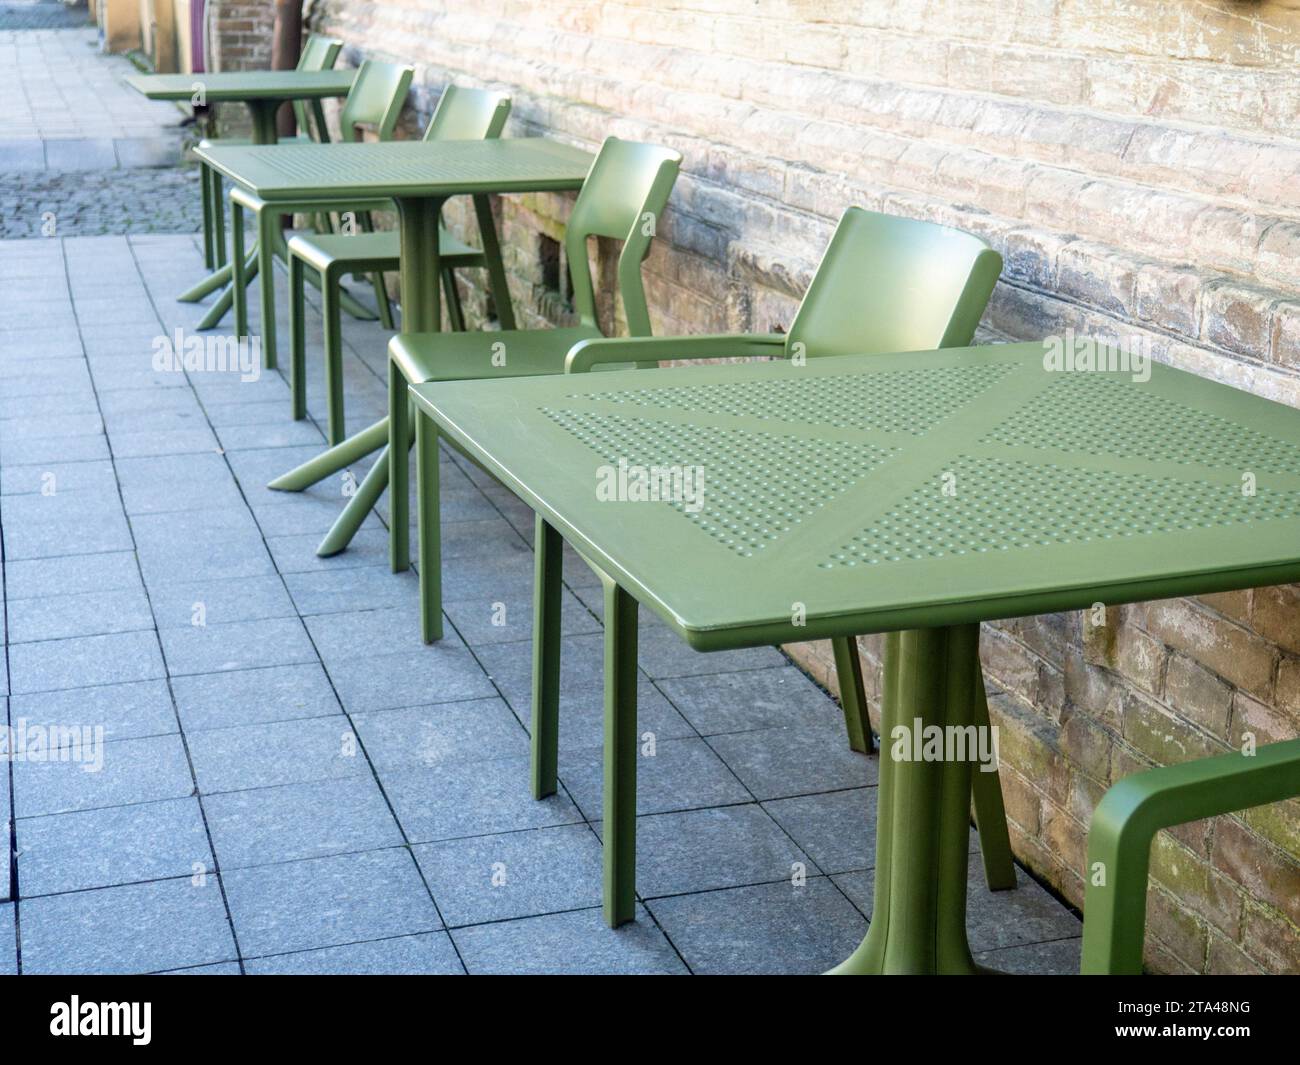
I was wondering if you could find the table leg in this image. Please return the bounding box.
[829,625,984,974]
[530,515,563,798]
[415,408,442,643]
[602,577,639,928]
[179,100,278,305]
[310,197,444,560]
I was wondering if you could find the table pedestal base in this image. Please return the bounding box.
[830,625,985,975]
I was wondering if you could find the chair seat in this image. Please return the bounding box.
[391,325,605,385]
[287,229,482,273]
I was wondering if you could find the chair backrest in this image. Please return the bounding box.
[785,207,1003,359]
[296,33,342,72]
[338,59,415,143]
[421,84,511,142]
[291,34,343,140]
[564,137,682,337]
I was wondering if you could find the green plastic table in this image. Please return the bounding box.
[126,70,357,327]
[195,138,595,534]
[408,340,1300,974]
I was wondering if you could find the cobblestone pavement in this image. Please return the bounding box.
[0,231,1085,975]
[0,165,201,237]
[0,24,199,237]
[0,0,90,32]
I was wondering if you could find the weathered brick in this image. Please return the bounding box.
[1201,280,1276,360]
[1143,598,1275,699]
[1250,583,1300,656]
[1120,690,1227,766]
[1211,818,1300,927]
[1163,652,1232,739]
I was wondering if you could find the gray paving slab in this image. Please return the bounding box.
[244,932,464,975]
[647,876,868,976]
[9,679,176,744]
[170,662,341,732]
[452,904,688,975]
[20,877,236,975]
[204,775,404,869]
[187,715,366,794]
[12,732,193,817]
[413,823,604,927]
[17,795,212,896]
[222,848,442,957]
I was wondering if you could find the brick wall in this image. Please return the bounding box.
[206,0,275,135]
[280,0,1300,973]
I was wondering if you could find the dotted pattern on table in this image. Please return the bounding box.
[573,363,1015,434]
[542,407,897,556]
[254,143,583,186]
[822,454,1300,567]
[984,374,1300,475]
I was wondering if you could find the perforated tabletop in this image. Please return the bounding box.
[125,70,356,102]
[195,138,595,201]
[411,342,1300,650]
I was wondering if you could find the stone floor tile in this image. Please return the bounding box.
[17,795,212,896]
[204,775,403,869]
[20,877,236,975]
[648,876,867,975]
[187,715,365,793]
[352,697,528,769]
[171,662,340,732]
[9,679,176,744]
[413,823,604,927]
[452,904,687,975]
[8,628,165,693]
[560,736,751,821]
[244,931,464,975]
[223,848,441,957]
[381,755,583,844]
[12,732,193,817]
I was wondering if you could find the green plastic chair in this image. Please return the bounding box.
[228,59,415,364]
[199,33,342,272]
[1081,737,1300,973]
[557,205,1013,889]
[398,135,681,638]
[285,85,512,445]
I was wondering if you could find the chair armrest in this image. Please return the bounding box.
[565,333,786,374]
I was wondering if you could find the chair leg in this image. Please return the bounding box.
[372,271,395,330]
[288,252,307,422]
[602,578,639,928]
[830,635,873,754]
[231,199,248,339]
[971,661,1017,891]
[473,194,516,330]
[388,358,411,573]
[210,167,227,269]
[442,268,465,332]
[530,515,563,800]
[322,266,346,446]
[415,409,443,643]
[256,207,280,370]
[200,162,214,270]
